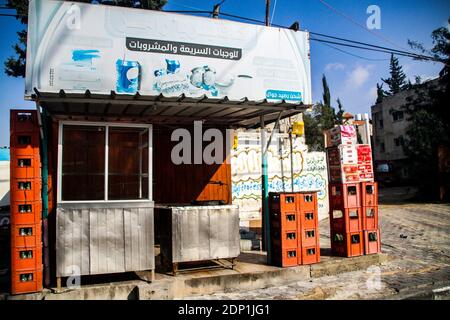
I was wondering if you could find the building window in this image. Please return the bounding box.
[392,111,404,122]
[394,136,405,147]
[379,119,383,129]
[380,142,385,153]
[60,123,151,202]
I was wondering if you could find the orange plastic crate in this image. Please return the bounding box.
[364,229,381,255]
[11,223,42,248]
[300,228,319,247]
[11,246,42,271]
[297,192,317,212]
[362,206,379,230]
[298,210,318,230]
[10,201,42,225]
[10,178,42,202]
[331,231,364,257]
[301,245,320,265]
[10,110,39,134]
[281,247,299,267]
[361,182,378,206]
[11,268,43,295]
[330,207,363,233]
[329,183,361,208]
[10,131,40,155]
[10,155,41,180]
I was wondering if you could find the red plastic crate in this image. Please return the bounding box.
[300,228,319,247]
[331,231,364,257]
[10,178,42,202]
[330,207,363,233]
[364,229,381,255]
[297,192,317,213]
[10,201,42,225]
[361,182,378,206]
[329,183,361,208]
[10,155,41,180]
[11,223,42,248]
[301,245,320,265]
[10,110,39,134]
[11,246,42,271]
[362,206,379,230]
[11,268,43,295]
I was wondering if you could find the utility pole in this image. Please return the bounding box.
[265,0,270,26]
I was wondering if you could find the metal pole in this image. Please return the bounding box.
[36,104,50,286]
[364,113,371,147]
[265,0,270,26]
[260,115,271,263]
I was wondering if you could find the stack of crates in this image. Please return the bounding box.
[269,191,320,267]
[326,126,380,257]
[10,110,43,294]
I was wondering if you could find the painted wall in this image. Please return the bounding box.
[231,132,329,225]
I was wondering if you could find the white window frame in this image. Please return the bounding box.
[57,120,153,204]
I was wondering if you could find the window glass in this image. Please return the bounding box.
[108,127,149,200]
[62,125,105,200]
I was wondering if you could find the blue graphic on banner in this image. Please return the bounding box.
[0,149,9,161]
[266,90,302,102]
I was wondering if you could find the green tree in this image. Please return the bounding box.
[4,0,167,77]
[335,98,344,125]
[381,54,408,95]
[375,83,385,104]
[401,19,450,200]
[304,75,345,151]
[408,18,450,77]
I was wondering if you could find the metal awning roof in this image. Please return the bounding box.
[32,89,309,128]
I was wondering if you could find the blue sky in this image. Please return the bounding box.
[0,0,449,146]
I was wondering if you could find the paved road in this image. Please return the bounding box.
[186,201,450,299]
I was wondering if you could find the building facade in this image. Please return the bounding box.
[371,78,441,181]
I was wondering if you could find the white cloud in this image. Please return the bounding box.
[369,86,378,100]
[345,64,374,89]
[325,63,345,71]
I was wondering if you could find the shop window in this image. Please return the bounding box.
[108,127,149,200]
[62,125,105,201]
[61,123,151,202]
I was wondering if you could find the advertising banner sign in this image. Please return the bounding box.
[25,0,312,103]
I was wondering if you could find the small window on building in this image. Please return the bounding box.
[392,111,404,122]
[380,142,385,153]
[379,119,384,129]
[394,136,405,147]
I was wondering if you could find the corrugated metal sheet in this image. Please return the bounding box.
[56,202,154,277]
[33,90,309,128]
[157,205,240,264]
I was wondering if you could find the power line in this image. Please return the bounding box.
[318,42,390,61]
[310,37,435,60]
[0,5,441,63]
[309,32,437,61]
[316,0,410,52]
